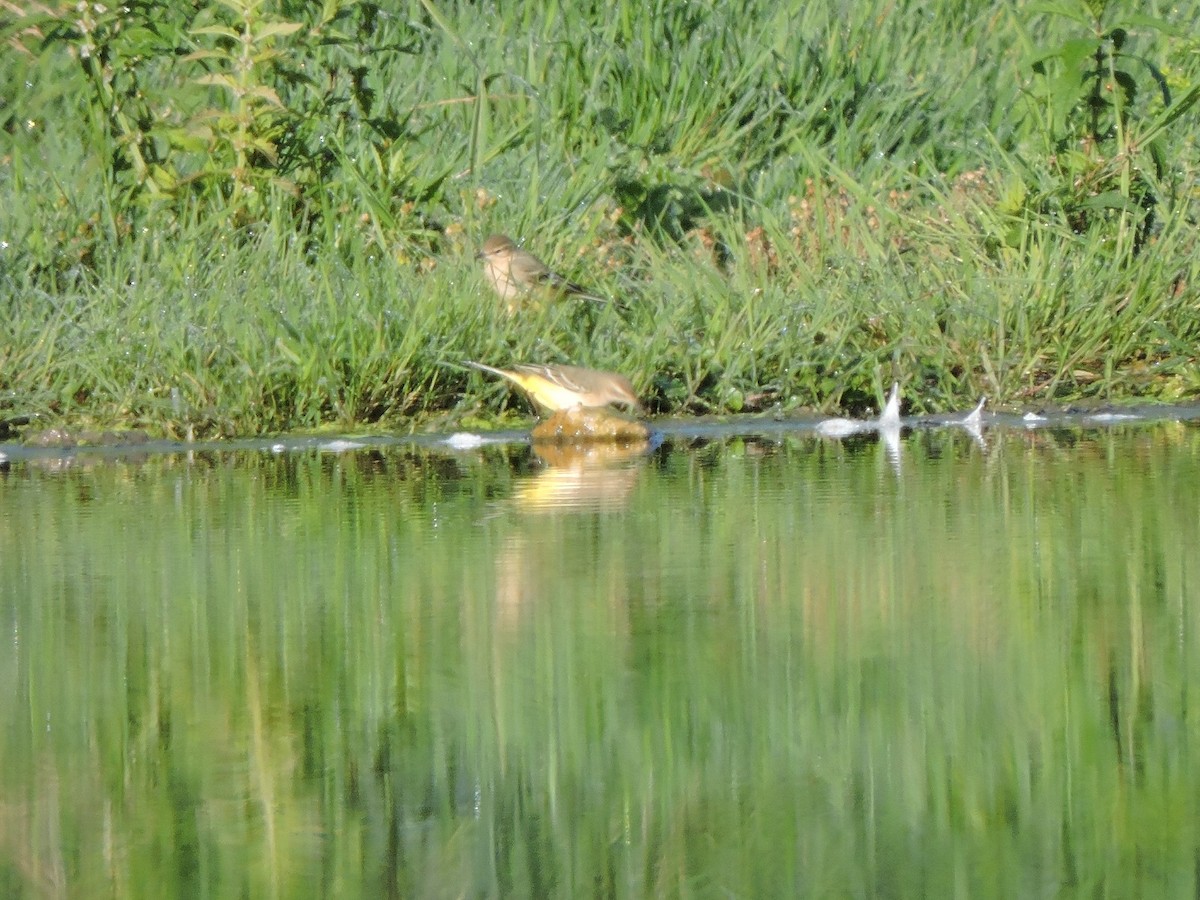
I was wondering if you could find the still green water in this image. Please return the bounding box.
[2,420,1200,898]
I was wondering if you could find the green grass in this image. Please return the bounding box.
[1,0,1199,437]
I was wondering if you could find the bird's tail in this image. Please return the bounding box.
[464,360,512,381]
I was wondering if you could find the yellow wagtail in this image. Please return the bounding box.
[466,361,641,413]
[476,234,605,310]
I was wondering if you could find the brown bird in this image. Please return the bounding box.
[466,361,641,413]
[475,234,605,311]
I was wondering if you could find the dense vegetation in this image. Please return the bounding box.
[2,0,1198,437]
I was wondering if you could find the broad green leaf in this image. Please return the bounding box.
[182,50,229,63]
[1050,70,1082,130]
[1020,0,1092,25]
[183,122,216,141]
[194,73,240,92]
[249,47,284,65]
[244,85,285,106]
[162,125,211,152]
[1077,190,1138,212]
[1022,37,1099,73]
[147,164,178,191]
[253,22,304,41]
[192,25,240,40]
[119,27,165,55]
[1107,13,1188,37]
[1057,37,1100,70]
[215,0,266,15]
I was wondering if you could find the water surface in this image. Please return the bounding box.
[2,415,1200,897]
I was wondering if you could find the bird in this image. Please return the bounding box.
[465,361,641,413]
[475,234,605,311]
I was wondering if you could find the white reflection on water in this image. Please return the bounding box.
[317,439,367,453]
[815,382,904,438]
[444,432,488,450]
[816,384,908,473]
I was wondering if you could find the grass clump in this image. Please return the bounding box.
[1,0,1198,437]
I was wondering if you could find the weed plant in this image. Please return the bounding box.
[1,0,1198,437]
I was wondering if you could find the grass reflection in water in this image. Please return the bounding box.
[1,423,1198,897]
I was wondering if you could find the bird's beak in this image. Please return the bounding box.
[474,249,486,260]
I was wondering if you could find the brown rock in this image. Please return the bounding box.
[530,406,651,444]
